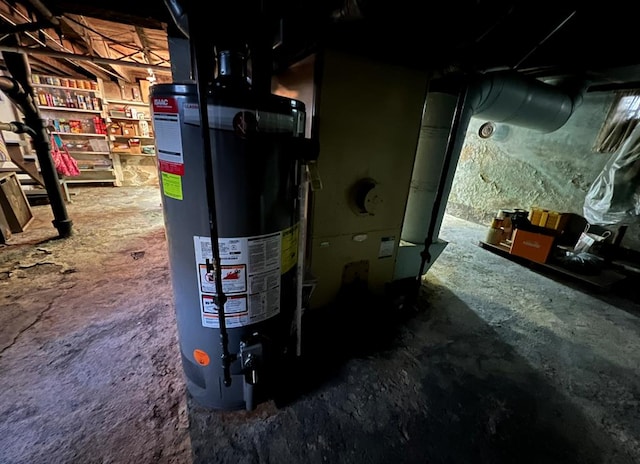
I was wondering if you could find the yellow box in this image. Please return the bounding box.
[546,211,560,229]
[529,207,542,226]
[546,212,569,232]
[539,210,549,227]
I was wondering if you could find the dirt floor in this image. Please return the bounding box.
[1,185,639,464]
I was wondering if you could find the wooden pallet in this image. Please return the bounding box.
[478,240,628,292]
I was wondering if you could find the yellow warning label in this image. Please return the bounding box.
[161,172,183,200]
[281,223,299,274]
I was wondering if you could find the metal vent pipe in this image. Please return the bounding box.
[469,71,580,133]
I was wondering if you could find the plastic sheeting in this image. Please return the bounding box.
[583,123,640,225]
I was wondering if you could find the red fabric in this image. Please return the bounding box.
[50,135,80,177]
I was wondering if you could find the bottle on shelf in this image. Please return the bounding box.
[37,89,47,106]
[138,120,150,137]
[76,94,86,110]
[65,91,76,109]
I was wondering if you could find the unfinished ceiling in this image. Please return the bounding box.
[0,0,172,85]
[1,1,640,93]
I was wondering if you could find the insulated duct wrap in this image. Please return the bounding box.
[469,71,578,133]
[400,91,472,245]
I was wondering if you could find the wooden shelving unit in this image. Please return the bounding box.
[104,99,156,156]
[32,74,123,188]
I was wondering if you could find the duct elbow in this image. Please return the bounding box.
[469,71,583,133]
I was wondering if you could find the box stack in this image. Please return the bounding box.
[529,207,569,232]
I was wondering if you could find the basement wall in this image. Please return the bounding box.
[120,156,159,187]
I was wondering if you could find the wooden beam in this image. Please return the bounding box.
[57,16,114,82]
[68,15,138,82]
[95,38,134,82]
[63,14,169,65]
[0,44,172,73]
[0,9,115,80]
[61,16,95,56]
[45,2,169,30]
[28,53,78,76]
[134,26,154,65]
[2,4,121,80]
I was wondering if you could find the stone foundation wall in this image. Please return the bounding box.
[120,156,159,187]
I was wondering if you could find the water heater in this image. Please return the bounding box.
[151,72,306,410]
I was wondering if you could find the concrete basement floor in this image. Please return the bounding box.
[0,185,639,464]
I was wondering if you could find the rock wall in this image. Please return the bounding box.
[120,156,159,187]
[446,91,640,250]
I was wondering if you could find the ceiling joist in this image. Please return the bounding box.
[0,1,171,83]
[0,43,171,72]
[29,52,78,75]
[0,8,113,79]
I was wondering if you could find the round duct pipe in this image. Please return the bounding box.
[401,91,473,245]
[469,71,580,133]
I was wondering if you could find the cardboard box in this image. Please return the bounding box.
[0,172,33,233]
[138,80,151,103]
[509,229,555,263]
[0,204,11,243]
[545,211,570,232]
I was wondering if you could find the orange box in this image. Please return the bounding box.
[509,229,555,263]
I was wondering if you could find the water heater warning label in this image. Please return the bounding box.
[198,263,246,294]
[161,172,183,200]
[194,231,291,329]
[153,96,185,202]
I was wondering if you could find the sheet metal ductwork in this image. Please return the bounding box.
[397,71,583,278]
[469,71,580,133]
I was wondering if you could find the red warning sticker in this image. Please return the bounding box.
[158,160,184,176]
[199,264,247,294]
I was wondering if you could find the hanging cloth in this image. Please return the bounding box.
[50,133,80,177]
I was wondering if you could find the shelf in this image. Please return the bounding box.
[32,74,121,188]
[110,135,154,139]
[105,99,149,106]
[30,150,110,156]
[38,106,102,114]
[33,83,98,92]
[107,116,151,121]
[478,240,628,291]
[62,178,117,184]
[67,151,111,156]
[114,152,155,156]
[51,132,107,138]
